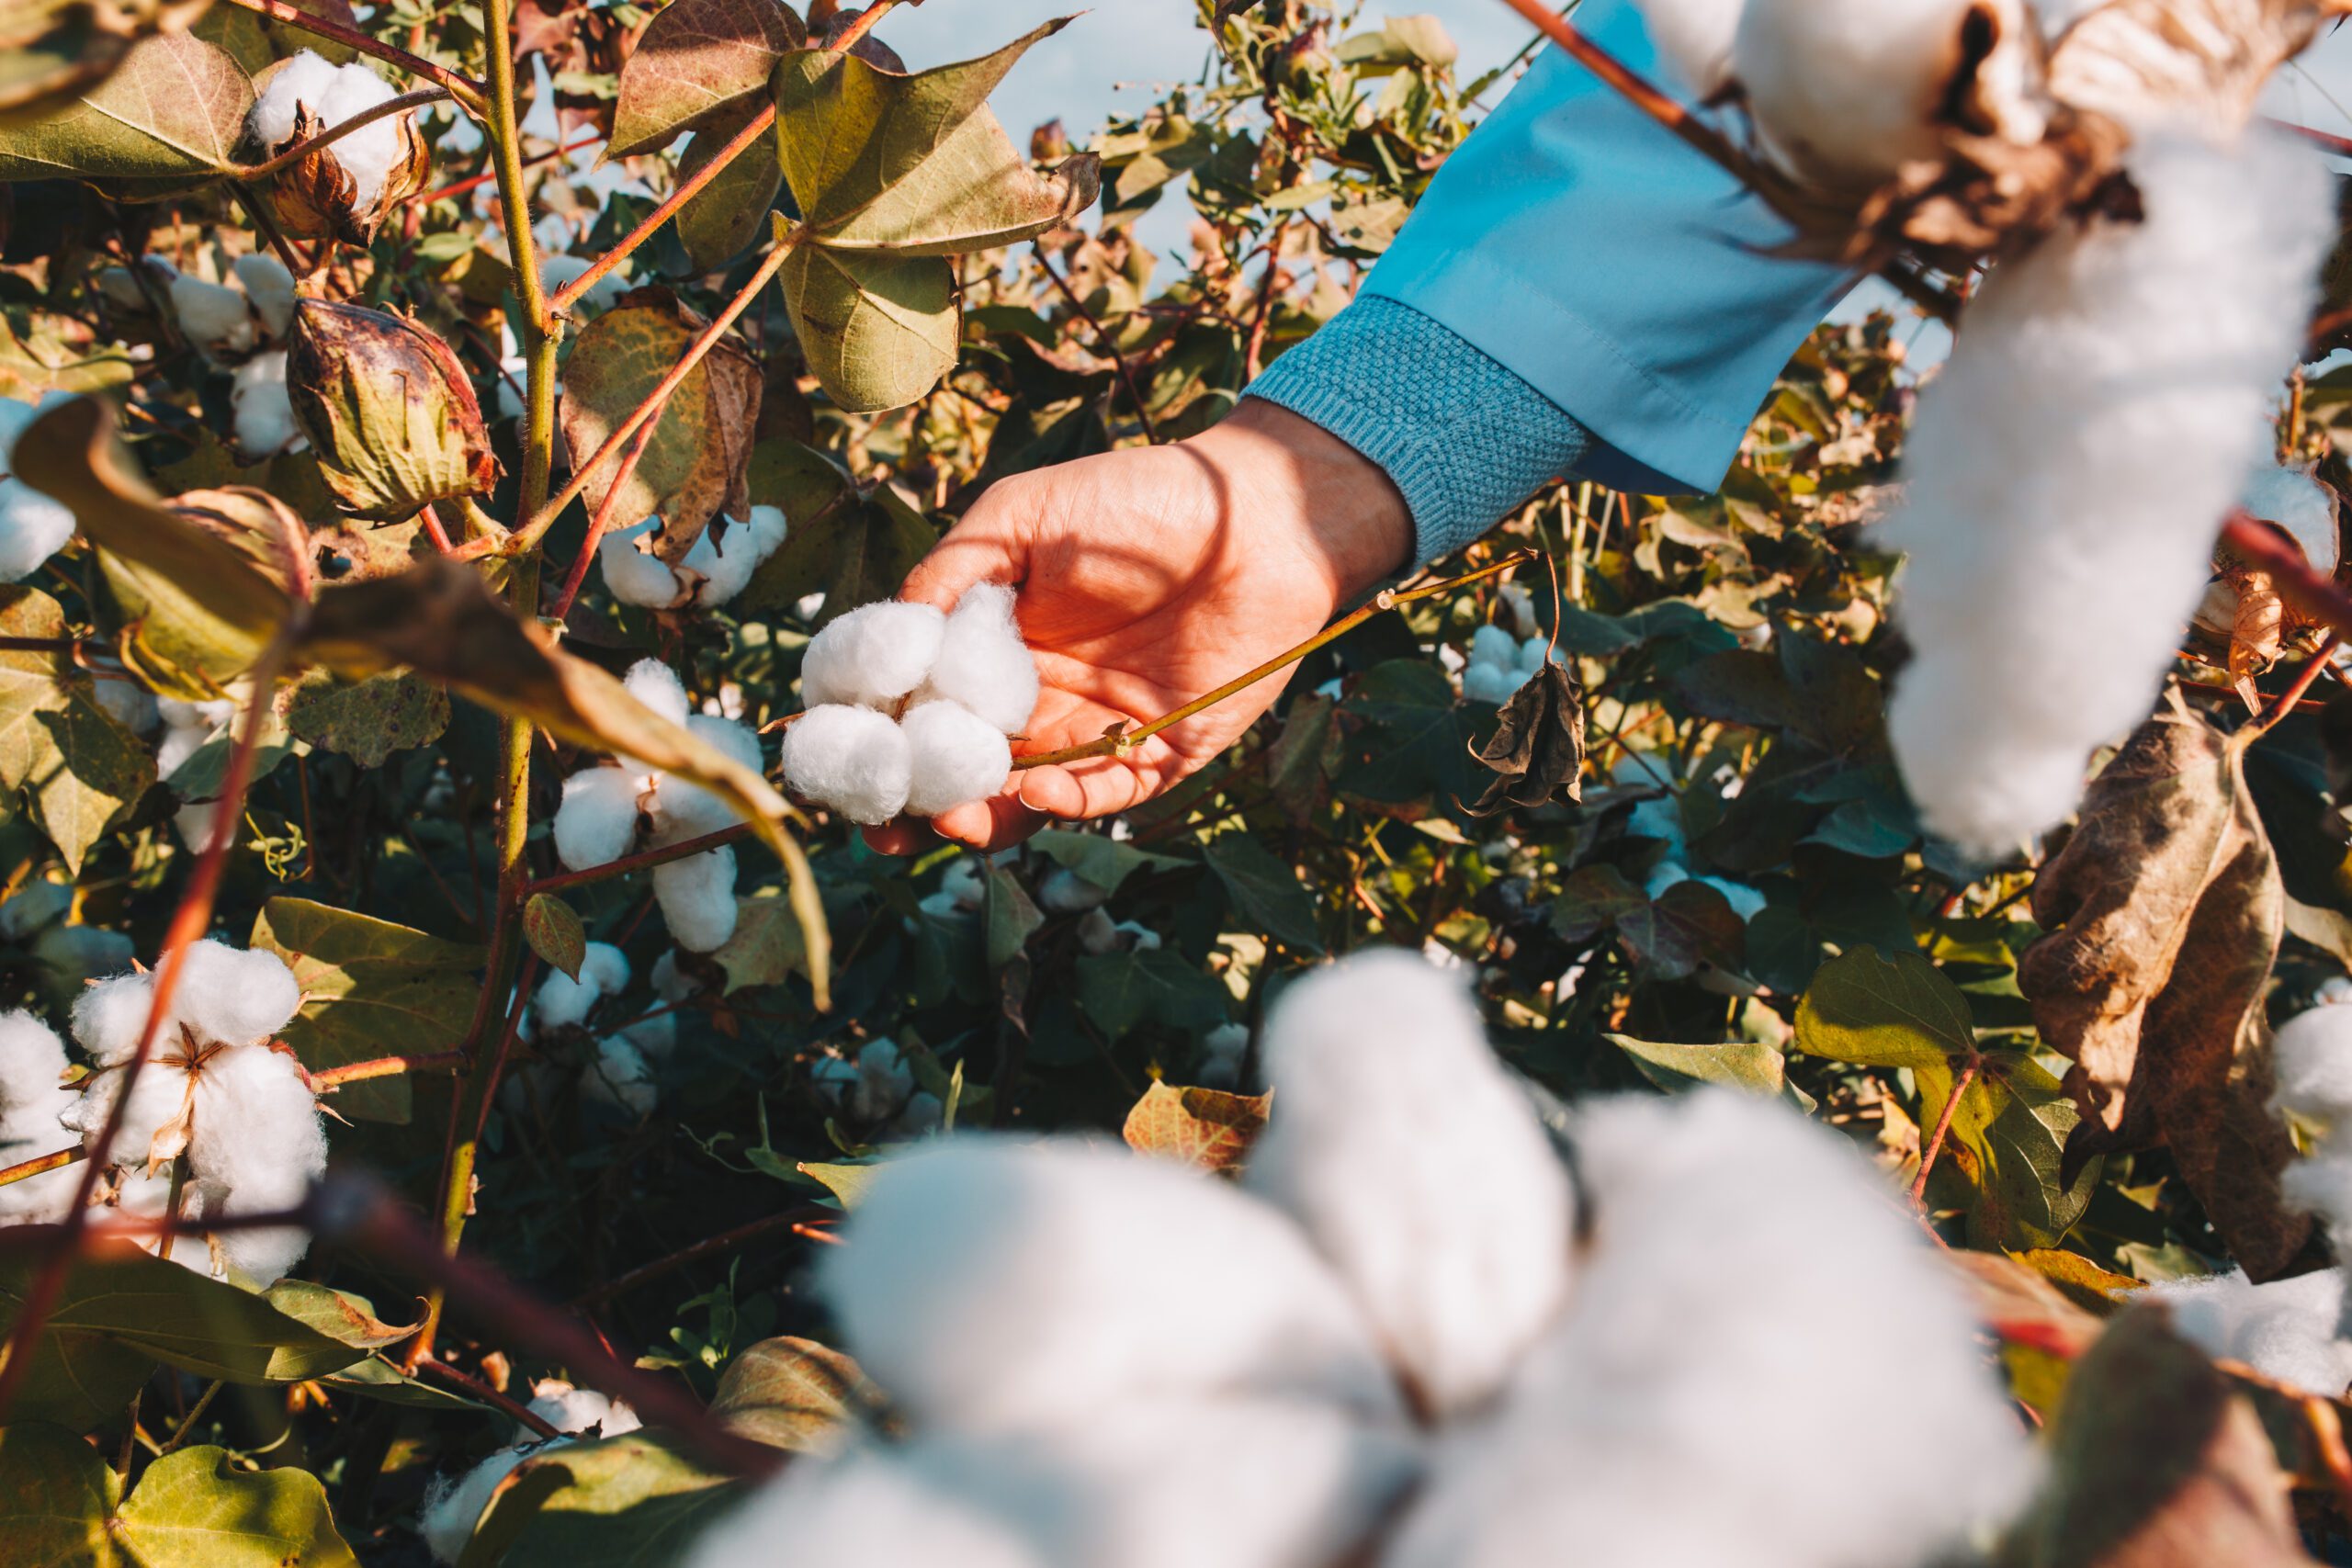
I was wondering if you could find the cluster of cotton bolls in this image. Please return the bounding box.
[420,1380,641,1564]
[0,880,133,998]
[509,942,695,1119]
[599,508,788,613]
[0,390,78,581]
[680,950,2031,1568]
[248,51,408,209]
[780,588,1039,826]
[1459,623,1553,706]
[38,941,326,1286]
[551,660,759,953]
[812,1038,943,1138]
[105,251,303,457]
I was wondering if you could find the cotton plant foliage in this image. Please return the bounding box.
[686,953,2029,1568]
[782,586,1038,825]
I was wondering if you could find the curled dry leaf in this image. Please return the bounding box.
[604,0,806,158]
[1464,660,1585,817]
[285,299,498,521]
[2018,690,2308,1280]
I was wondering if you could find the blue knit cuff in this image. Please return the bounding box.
[1245,295,1592,565]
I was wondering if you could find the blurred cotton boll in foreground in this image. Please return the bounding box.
[1881,127,2331,856]
[2153,1267,2352,1396]
[0,391,79,581]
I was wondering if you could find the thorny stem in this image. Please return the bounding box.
[0,1145,83,1189]
[0,630,297,1424]
[1912,1055,1981,1204]
[1036,243,1161,444]
[219,0,488,116]
[1013,550,1539,770]
[235,90,451,179]
[548,106,779,318]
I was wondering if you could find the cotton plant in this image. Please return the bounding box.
[1460,622,1552,706]
[811,1037,943,1138]
[510,941,680,1118]
[247,51,415,220]
[0,390,80,581]
[679,952,2030,1568]
[780,587,1039,826]
[420,1380,641,1564]
[50,940,325,1286]
[548,660,763,953]
[599,507,789,613]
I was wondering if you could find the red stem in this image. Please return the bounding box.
[219,0,487,112]
[548,400,670,621]
[548,107,777,317]
[413,134,602,208]
[1912,1055,1980,1204]
[413,1359,564,1439]
[0,1145,83,1190]
[2223,510,2352,635]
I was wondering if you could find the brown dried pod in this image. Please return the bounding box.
[284,299,498,521]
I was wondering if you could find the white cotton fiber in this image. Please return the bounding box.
[599,520,684,609]
[1634,0,1747,96]
[1247,952,1574,1418]
[73,971,158,1067]
[525,1379,641,1439]
[175,939,302,1047]
[2154,1268,2352,1396]
[900,701,1012,818]
[652,847,738,952]
[650,949,698,1004]
[1036,867,1107,913]
[682,514,785,609]
[0,392,78,581]
[649,716,763,839]
[533,942,628,1032]
[801,600,946,710]
[820,1137,1399,1433]
[1733,0,2047,189]
[0,1010,67,1107]
[584,1034,657,1116]
[171,273,257,360]
[681,1445,1049,1568]
[919,584,1039,736]
[2273,1000,2352,1121]
[421,1446,536,1566]
[1883,128,2332,855]
[780,705,912,825]
[622,657,691,728]
[814,1038,914,1122]
[232,351,301,457]
[92,675,156,734]
[553,767,644,872]
[249,49,340,146]
[62,1057,189,1170]
[232,254,297,340]
[1388,1089,2034,1568]
[194,1174,314,1285]
[247,56,405,206]
[187,1043,325,1201]
[1469,625,1518,671]
[0,1010,79,1223]
[1461,662,1523,706]
[2240,462,2340,570]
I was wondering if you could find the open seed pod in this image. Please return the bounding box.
[250,58,430,246]
[284,299,498,520]
[2194,464,2344,679]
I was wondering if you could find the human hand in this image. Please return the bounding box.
[864,399,1414,854]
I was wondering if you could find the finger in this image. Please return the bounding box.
[862,819,936,856]
[931,792,1046,852]
[900,498,1031,613]
[1014,759,1150,823]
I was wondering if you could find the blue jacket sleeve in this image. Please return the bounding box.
[1248,0,1856,564]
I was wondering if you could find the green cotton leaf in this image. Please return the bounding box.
[1336,658,1470,807]
[1792,946,1975,1072]
[1076,947,1228,1041]
[983,863,1044,968]
[774,240,960,415]
[523,892,589,983]
[0,31,252,186]
[320,1355,490,1411]
[1608,1033,1796,1103]
[285,670,452,769]
[605,0,805,158]
[1203,833,1322,952]
[0,1318,155,1434]
[675,103,784,272]
[710,1336,880,1453]
[260,1281,415,1350]
[1027,829,1188,894]
[0,1422,122,1563]
[0,584,155,873]
[1922,1049,2100,1251]
[251,897,486,1124]
[796,1159,877,1206]
[115,1444,358,1567]
[466,1430,740,1568]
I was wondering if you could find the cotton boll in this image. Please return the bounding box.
[175,800,232,855]
[0,1079,82,1222]
[745,504,787,558]
[680,1445,1048,1568]
[1634,0,1747,96]
[170,273,257,361]
[681,518,769,608]
[2154,1268,2352,1396]
[622,657,691,728]
[599,523,684,609]
[319,62,404,207]
[232,351,301,457]
[1516,636,1551,676]
[231,253,298,340]
[97,254,175,314]
[525,1379,641,1439]
[2240,462,2340,573]
[584,1034,657,1116]
[801,600,947,710]
[940,858,987,910]
[649,716,763,838]
[1733,0,2048,190]
[618,1010,676,1059]
[1036,867,1107,913]
[0,1010,66,1104]
[532,943,628,1032]
[918,583,1038,736]
[650,949,699,1005]
[187,1043,325,1199]
[73,971,157,1067]
[779,705,911,825]
[820,1137,1398,1433]
[1883,129,2332,855]
[652,848,739,952]
[1116,920,1162,952]
[1388,1089,2035,1568]
[1460,662,1524,705]
[553,768,645,873]
[2272,1001,2352,1121]
[1468,625,1518,671]
[1078,908,1120,955]
[62,1059,191,1171]
[420,1446,537,1566]
[249,49,342,146]
[175,939,303,1047]
[0,392,80,581]
[1247,951,1573,1417]
[901,701,1012,818]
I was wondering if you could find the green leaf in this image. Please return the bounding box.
[794,1159,876,1207]
[605,0,804,157]
[709,1336,876,1453]
[675,104,783,272]
[1608,1033,1792,1100]
[1926,1050,2099,1251]
[1076,947,1228,1041]
[774,241,958,415]
[523,893,588,983]
[1335,659,1467,807]
[319,1355,487,1411]
[115,1444,357,1566]
[468,1430,738,1568]
[1026,829,1186,893]
[0,586,156,873]
[0,32,252,186]
[260,1281,414,1350]
[1203,833,1321,952]
[251,897,485,1124]
[710,892,806,993]
[982,863,1043,969]
[286,670,451,769]
[1792,946,1973,1072]
[0,1421,121,1566]
[1122,1081,1272,1172]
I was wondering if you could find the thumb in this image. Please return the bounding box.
[899,491,1033,613]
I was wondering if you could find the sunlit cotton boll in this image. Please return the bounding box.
[599,519,683,609]
[2271,999,2352,1122]
[780,705,911,825]
[2154,1267,2352,1397]
[1387,1089,2034,1568]
[1633,0,1747,96]
[73,971,159,1067]
[1460,661,1524,705]
[231,253,298,340]
[900,701,1013,818]
[0,391,79,581]
[623,657,691,728]
[170,272,258,361]
[681,509,789,608]
[1882,128,2331,856]
[249,54,405,207]
[652,847,738,952]
[801,600,946,710]
[175,938,303,1048]
[820,1138,1400,1433]
[2239,461,2340,570]
[524,1379,640,1440]
[1247,951,1574,1418]
[553,767,645,872]
[232,351,302,458]
[421,1448,537,1565]
[919,583,1040,736]
[0,1010,81,1223]
[248,48,340,146]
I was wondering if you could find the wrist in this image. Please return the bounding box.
[1185,398,1414,604]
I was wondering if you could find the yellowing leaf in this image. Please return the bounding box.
[775,239,957,415]
[0,30,250,186]
[0,1422,121,1564]
[116,1444,358,1567]
[524,892,588,983]
[710,1336,879,1453]
[1122,1081,1272,1173]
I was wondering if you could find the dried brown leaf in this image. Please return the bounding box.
[1465,660,1584,817]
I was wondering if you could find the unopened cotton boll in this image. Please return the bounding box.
[681,1445,1049,1568]
[175,939,303,1047]
[652,847,738,952]
[1634,0,1747,96]
[232,351,301,457]
[920,583,1040,736]
[231,253,298,340]
[599,520,684,609]
[553,767,645,872]
[1388,1090,2035,1568]
[2154,1268,2352,1397]
[779,705,911,825]
[800,600,946,710]
[2272,1000,2352,1121]
[622,657,691,728]
[170,272,258,360]
[820,1138,1399,1433]
[1247,951,1574,1417]
[900,701,1012,818]
[1883,128,2332,855]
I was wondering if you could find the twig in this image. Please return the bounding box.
[828,0,898,51]
[413,134,602,208]
[1036,244,1160,444]
[0,1145,83,1189]
[1913,1055,1980,1204]
[525,823,752,896]
[548,107,777,318]
[236,90,450,179]
[548,399,670,621]
[569,1203,838,1307]
[157,1379,223,1455]
[413,1359,564,1439]
[311,1049,469,1090]
[219,0,487,115]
